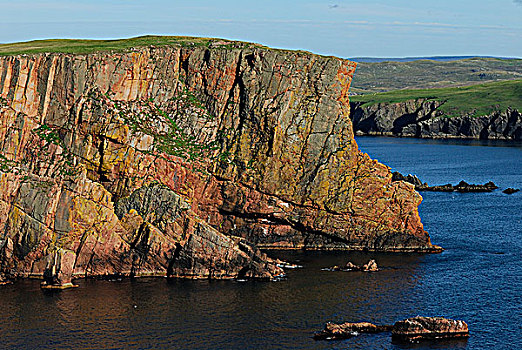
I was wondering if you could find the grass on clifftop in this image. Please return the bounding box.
[0,35,330,58]
[0,36,261,56]
[350,79,522,118]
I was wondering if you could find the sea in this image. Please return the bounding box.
[0,137,520,349]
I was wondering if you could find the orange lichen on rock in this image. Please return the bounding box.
[0,41,439,286]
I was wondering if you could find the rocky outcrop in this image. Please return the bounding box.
[314,322,392,340]
[0,39,439,284]
[392,317,469,342]
[503,188,520,194]
[350,100,522,140]
[392,172,499,193]
[391,172,427,189]
[325,259,379,272]
[315,317,469,343]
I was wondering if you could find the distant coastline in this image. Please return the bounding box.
[350,55,521,63]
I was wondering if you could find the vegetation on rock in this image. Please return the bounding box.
[0,40,438,286]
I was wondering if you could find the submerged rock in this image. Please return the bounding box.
[314,322,392,340]
[40,282,79,290]
[392,316,469,343]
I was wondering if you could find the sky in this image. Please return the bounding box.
[1,0,521,58]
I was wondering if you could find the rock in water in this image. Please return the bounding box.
[391,172,426,188]
[362,259,378,271]
[40,248,79,289]
[392,172,499,193]
[503,188,520,194]
[454,180,498,193]
[314,322,392,340]
[344,262,360,270]
[392,317,469,342]
[0,39,439,283]
[315,317,468,342]
[324,259,378,272]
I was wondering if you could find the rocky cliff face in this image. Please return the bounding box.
[350,100,522,140]
[0,41,438,284]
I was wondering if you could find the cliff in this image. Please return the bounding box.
[350,92,522,140]
[0,39,438,284]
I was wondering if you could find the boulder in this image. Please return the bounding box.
[362,259,378,271]
[503,188,520,194]
[392,316,469,342]
[391,172,426,188]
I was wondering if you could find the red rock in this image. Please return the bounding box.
[392,316,469,342]
[0,39,439,283]
[314,321,392,340]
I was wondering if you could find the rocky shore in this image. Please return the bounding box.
[350,100,522,140]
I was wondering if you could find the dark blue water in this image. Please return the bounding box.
[0,137,520,349]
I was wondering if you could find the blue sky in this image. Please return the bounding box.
[1,0,521,58]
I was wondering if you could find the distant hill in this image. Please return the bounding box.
[349,56,518,63]
[350,79,522,118]
[351,57,522,94]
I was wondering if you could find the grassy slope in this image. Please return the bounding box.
[350,79,522,117]
[0,35,330,58]
[351,58,522,94]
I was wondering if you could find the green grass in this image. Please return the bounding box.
[0,35,332,58]
[350,79,522,117]
[0,35,260,56]
[351,58,522,94]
